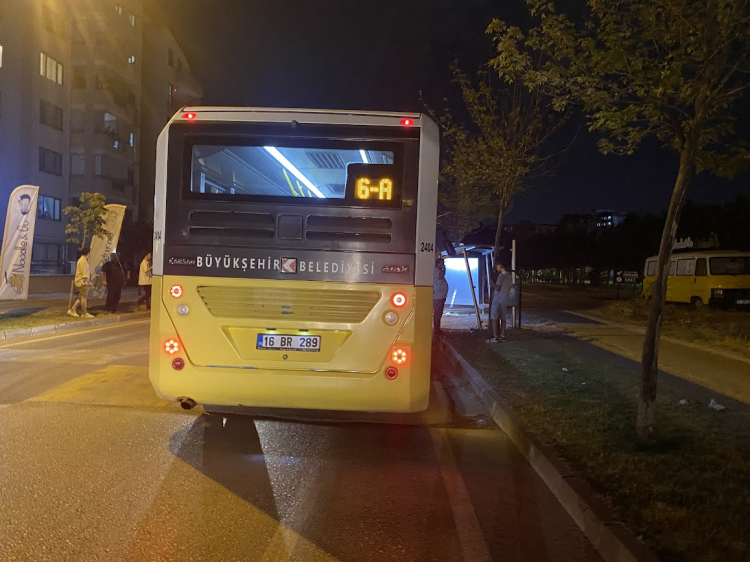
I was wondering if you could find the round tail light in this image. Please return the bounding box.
[164,339,180,354]
[392,348,408,365]
[385,367,398,380]
[172,358,185,370]
[391,292,407,308]
[170,285,184,298]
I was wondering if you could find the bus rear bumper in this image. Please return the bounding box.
[149,277,434,413]
[150,359,430,413]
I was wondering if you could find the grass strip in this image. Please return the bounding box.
[449,329,750,562]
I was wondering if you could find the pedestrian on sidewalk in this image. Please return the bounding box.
[68,248,94,318]
[433,258,448,337]
[136,252,153,310]
[488,262,512,343]
[101,253,126,314]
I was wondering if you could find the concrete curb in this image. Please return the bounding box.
[437,339,660,562]
[0,312,150,341]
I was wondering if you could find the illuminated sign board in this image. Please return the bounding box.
[346,163,401,207]
[356,178,393,201]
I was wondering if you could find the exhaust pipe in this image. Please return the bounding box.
[180,398,196,410]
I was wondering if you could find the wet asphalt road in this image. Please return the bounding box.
[0,321,600,562]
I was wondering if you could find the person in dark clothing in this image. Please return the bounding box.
[101,253,126,314]
[488,262,512,343]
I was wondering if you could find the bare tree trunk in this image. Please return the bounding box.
[637,139,696,440]
[493,207,506,264]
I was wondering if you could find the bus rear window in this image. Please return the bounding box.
[191,144,400,206]
[710,257,750,275]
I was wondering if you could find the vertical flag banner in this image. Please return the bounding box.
[89,204,126,299]
[0,185,40,300]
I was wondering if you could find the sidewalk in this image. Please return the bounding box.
[442,303,750,405]
[0,287,148,339]
[526,308,750,405]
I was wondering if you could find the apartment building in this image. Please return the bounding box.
[68,0,143,215]
[0,0,72,273]
[0,0,201,273]
[139,7,203,220]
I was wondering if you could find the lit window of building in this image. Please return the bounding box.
[39,52,64,85]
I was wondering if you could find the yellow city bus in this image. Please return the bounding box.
[149,108,439,413]
[642,250,750,307]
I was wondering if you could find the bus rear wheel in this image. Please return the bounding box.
[691,296,705,309]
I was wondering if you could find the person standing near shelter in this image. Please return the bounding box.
[433,258,449,337]
[488,262,512,343]
[68,248,94,318]
[101,253,126,314]
[136,252,153,310]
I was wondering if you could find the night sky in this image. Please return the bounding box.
[156,0,748,225]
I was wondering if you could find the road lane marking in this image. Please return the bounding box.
[1,347,147,365]
[430,428,492,562]
[0,320,149,349]
[25,365,182,410]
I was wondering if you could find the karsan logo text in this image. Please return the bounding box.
[195,254,377,275]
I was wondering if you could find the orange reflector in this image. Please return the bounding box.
[391,292,407,308]
[170,284,183,298]
[165,339,180,355]
[392,348,407,365]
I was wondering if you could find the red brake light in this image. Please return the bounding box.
[170,284,184,298]
[182,112,197,120]
[165,339,180,355]
[392,348,408,365]
[400,118,414,126]
[172,358,185,370]
[385,367,398,379]
[391,292,407,308]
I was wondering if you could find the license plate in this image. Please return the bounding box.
[256,334,321,352]
[736,299,750,305]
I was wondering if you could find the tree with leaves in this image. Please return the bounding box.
[489,0,750,438]
[424,66,564,262]
[64,192,112,251]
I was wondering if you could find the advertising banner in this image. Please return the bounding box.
[0,185,40,300]
[89,204,126,299]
